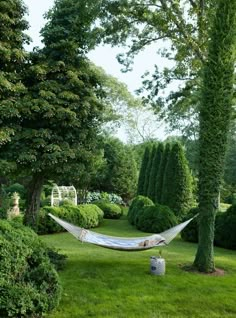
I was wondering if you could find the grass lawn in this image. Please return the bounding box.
[42,217,236,318]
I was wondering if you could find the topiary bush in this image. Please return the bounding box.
[127,195,154,225]
[37,204,104,234]
[0,220,61,317]
[181,207,199,243]
[215,204,236,250]
[136,204,177,233]
[94,201,122,219]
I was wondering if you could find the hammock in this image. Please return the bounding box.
[49,213,194,251]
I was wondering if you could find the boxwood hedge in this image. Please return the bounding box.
[0,220,61,317]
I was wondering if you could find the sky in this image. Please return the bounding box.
[23,0,172,141]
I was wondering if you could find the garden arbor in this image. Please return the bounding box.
[51,185,77,206]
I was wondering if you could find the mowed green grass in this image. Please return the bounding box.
[42,217,236,318]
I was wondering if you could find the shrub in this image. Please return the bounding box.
[86,191,124,205]
[0,220,61,317]
[40,196,51,207]
[37,204,104,234]
[136,204,177,233]
[215,204,236,250]
[4,183,26,199]
[181,207,199,243]
[127,195,154,225]
[94,201,122,219]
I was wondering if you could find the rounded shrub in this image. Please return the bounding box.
[0,220,61,317]
[37,204,104,234]
[127,195,154,225]
[137,204,177,233]
[181,207,199,243]
[4,183,26,199]
[215,204,236,250]
[94,201,122,219]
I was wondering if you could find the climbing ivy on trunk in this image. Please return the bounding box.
[193,0,236,272]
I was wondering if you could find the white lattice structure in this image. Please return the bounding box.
[51,185,77,206]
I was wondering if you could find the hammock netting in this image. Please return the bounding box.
[49,213,194,251]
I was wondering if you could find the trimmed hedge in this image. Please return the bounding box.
[127,195,154,225]
[136,204,177,233]
[37,204,104,235]
[181,208,199,243]
[0,220,61,317]
[94,201,122,219]
[215,204,236,250]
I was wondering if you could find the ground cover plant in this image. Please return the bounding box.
[42,216,236,318]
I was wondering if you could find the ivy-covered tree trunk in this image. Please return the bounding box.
[193,0,236,272]
[24,174,44,229]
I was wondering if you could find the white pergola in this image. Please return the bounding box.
[51,185,77,206]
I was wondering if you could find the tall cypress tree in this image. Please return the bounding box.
[161,142,192,217]
[159,143,172,204]
[155,143,169,203]
[143,145,156,196]
[0,0,29,144]
[148,143,164,201]
[194,0,236,272]
[137,146,151,195]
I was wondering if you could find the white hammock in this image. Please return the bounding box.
[49,213,194,251]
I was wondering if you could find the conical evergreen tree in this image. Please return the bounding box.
[157,143,171,203]
[147,143,164,201]
[137,146,151,195]
[0,0,29,144]
[143,145,156,196]
[162,142,192,217]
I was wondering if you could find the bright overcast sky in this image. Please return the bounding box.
[23,0,174,140]
[23,0,172,94]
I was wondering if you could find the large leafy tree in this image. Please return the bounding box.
[193,0,236,272]
[94,136,137,201]
[98,0,218,137]
[0,0,29,145]
[1,0,106,228]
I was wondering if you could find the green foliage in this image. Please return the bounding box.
[86,191,124,205]
[181,208,199,243]
[136,204,177,233]
[137,146,151,196]
[127,195,154,225]
[156,143,170,203]
[94,136,137,201]
[194,0,236,272]
[147,143,164,202]
[215,205,236,250]
[37,204,104,234]
[47,248,68,271]
[4,183,26,199]
[143,145,156,196]
[161,142,193,218]
[98,1,218,138]
[0,220,61,317]
[94,201,122,219]
[0,0,29,145]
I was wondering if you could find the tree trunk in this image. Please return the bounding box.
[193,0,236,272]
[24,173,44,229]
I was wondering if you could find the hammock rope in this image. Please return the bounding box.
[48,213,194,251]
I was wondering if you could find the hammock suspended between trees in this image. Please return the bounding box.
[49,213,194,251]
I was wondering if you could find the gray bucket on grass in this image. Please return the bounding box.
[150,256,165,275]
